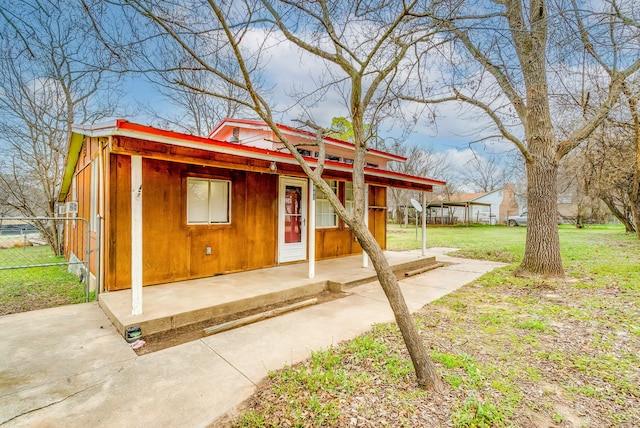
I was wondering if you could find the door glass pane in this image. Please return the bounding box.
[284,185,302,243]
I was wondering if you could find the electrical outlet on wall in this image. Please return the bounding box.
[205,247,212,255]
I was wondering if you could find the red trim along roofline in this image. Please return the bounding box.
[69,119,446,189]
[208,117,407,162]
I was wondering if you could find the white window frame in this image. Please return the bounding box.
[315,179,338,228]
[187,177,232,225]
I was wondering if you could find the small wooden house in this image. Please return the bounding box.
[58,118,444,294]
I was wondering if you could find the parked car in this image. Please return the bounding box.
[507,212,563,226]
[507,212,528,226]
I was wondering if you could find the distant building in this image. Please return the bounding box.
[422,184,521,225]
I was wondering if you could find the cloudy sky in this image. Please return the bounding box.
[119,20,522,188]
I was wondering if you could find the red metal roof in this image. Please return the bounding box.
[68,119,446,188]
[208,117,407,162]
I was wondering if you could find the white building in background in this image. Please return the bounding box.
[422,184,521,225]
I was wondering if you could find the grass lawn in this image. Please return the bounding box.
[231,224,640,427]
[0,245,86,315]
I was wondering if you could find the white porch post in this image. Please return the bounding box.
[422,192,427,256]
[131,155,143,316]
[362,184,369,268]
[308,179,316,279]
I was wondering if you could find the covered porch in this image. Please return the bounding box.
[99,251,441,338]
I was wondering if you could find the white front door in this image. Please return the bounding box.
[278,177,307,263]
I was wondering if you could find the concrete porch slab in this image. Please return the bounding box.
[98,251,441,338]
[0,250,507,427]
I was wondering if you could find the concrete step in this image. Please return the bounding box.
[99,255,442,339]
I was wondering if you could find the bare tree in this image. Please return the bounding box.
[0,0,119,253]
[98,0,446,390]
[577,107,639,233]
[558,151,605,227]
[458,150,509,193]
[400,0,640,277]
[148,55,252,135]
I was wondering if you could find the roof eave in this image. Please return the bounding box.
[57,132,85,202]
[208,118,407,163]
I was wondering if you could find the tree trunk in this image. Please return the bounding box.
[602,198,636,233]
[353,221,443,391]
[516,154,564,277]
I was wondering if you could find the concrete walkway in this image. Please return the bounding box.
[0,250,505,428]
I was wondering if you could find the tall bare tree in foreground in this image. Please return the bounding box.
[401,0,640,276]
[0,0,118,253]
[99,0,445,389]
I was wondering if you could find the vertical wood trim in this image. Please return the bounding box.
[131,155,143,316]
[421,191,427,256]
[102,143,111,291]
[362,183,369,268]
[308,179,315,278]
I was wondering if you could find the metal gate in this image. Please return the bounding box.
[0,216,96,315]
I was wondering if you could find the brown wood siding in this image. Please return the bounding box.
[369,186,387,250]
[315,228,357,259]
[63,137,92,268]
[62,136,109,279]
[243,172,278,267]
[142,158,190,283]
[64,167,89,264]
[106,156,278,290]
[314,183,386,260]
[108,154,132,290]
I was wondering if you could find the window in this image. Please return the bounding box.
[187,178,231,224]
[345,182,354,215]
[316,180,338,228]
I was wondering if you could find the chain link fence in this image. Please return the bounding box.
[0,217,93,316]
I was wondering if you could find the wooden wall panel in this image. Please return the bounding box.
[105,157,279,289]
[62,136,109,281]
[187,168,246,277]
[103,155,390,289]
[77,160,90,265]
[108,154,132,290]
[313,184,388,260]
[315,228,356,260]
[370,186,387,249]
[141,159,190,283]
[65,161,90,265]
[243,173,278,268]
